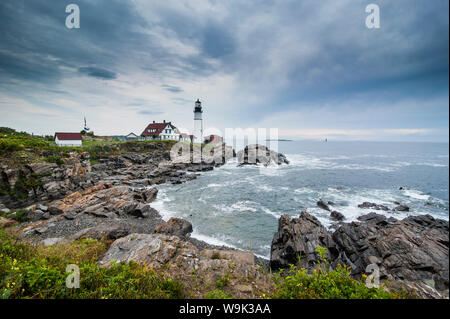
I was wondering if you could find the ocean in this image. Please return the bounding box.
[152,141,449,259]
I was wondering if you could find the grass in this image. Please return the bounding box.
[0,127,182,175]
[0,127,204,168]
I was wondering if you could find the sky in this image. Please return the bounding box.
[0,0,448,142]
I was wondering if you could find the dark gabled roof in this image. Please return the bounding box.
[126,132,138,137]
[141,122,176,137]
[54,132,83,141]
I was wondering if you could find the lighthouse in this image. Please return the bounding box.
[193,99,203,143]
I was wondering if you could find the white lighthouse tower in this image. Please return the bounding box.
[193,99,203,143]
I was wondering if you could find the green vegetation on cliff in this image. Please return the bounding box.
[0,231,184,299]
[0,230,406,299]
[0,127,177,166]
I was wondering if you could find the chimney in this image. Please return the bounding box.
[153,120,155,123]
[163,120,166,123]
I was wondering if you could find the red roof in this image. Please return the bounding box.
[141,122,176,137]
[55,132,83,141]
[179,133,190,138]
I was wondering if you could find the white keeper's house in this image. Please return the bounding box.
[140,120,180,141]
[54,132,83,147]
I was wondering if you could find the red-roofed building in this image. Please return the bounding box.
[179,133,191,142]
[141,121,180,141]
[54,132,83,147]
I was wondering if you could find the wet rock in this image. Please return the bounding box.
[358,202,389,211]
[394,204,410,212]
[237,144,289,166]
[317,199,331,211]
[330,211,345,221]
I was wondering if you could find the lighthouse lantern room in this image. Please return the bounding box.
[193,99,203,143]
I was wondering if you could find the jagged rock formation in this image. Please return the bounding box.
[17,183,165,244]
[98,233,272,298]
[0,152,93,208]
[0,142,233,210]
[237,144,289,166]
[270,211,449,298]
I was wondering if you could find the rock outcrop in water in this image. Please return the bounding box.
[270,211,449,298]
[236,144,289,166]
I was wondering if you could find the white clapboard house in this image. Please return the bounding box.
[54,132,83,147]
[140,121,180,141]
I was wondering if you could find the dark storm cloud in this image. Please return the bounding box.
[201,23,235,59]
[78,67,116,80]
[0,0,448,140]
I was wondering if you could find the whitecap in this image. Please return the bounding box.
[402,189,430,201]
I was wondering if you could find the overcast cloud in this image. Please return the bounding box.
[0,0,448,141]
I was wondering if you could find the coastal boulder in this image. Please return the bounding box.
[141,188,158,203]
[237,144,289,166]
[72,224,130,241]
[154,217,193,238]
[270,212,337,270]
[330,211,345,221]
[317,199,331,211]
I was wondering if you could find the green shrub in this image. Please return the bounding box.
[216,273,231,288]
[44,155,64,166]
[10,210,29,223]
[205,289,234,299]
[0,231,184,299]
[0,139,22,154]
[9,171,43,200]
[271,246,396,299]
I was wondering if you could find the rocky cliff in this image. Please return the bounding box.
[270,211,449,298]
[0,152,93,208]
